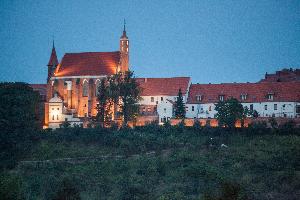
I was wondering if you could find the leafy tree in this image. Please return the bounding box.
[268,117,278,129]
[215,98,245,129]
[107,71,141,126]
[240,106,253,127]
[0,82,39,169]
[96,78,112,127]
[0,82,39,132]
[174,88,186,119]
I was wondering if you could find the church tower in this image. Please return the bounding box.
[120,20,129,72]
[47,41,58,82]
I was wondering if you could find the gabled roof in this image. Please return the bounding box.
[54,51,120,77]
[187,82,300,104]
[47,46,59,66]
[136,77,191,96]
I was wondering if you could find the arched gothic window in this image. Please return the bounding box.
[82,80,88,97]
[95,79,100,96]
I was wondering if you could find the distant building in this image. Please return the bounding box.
[136,77,191,125]
[260,68,300,82]
[185,82,300,119]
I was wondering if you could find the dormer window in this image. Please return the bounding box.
[240,94,247,101]
[219,95,224,102]
[196,95,202,102]
[267,93,274,101]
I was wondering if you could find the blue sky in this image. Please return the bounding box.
[0,0,299,84]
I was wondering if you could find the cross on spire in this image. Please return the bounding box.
[52,35,55,49]
[123,19,126,32]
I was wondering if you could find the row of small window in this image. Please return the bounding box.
[52,115,59,120]
[150,96,182,103]
[264,104,286,111]
[195,94,275,102]
[151,97,164,102]
[189,106,212,112]
[188,104,286,112]
[150,97,165,103]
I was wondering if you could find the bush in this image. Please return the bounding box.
[53,178,81,200]
[279,120,297,135]
[268,117,278,129]
[193,119,202,131]
[0,172,24,200]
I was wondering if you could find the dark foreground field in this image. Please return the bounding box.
[1,125,299,200]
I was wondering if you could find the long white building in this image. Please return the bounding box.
[185,82,300,119]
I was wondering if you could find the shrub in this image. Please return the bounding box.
[279,120,297,135]
[193,119,202,131]
[0,172,24,200]
[53,178,81,200]
[268,117,278,129]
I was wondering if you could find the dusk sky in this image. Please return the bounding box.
[0,0,299,84]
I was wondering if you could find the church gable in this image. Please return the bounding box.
[54,51,120,77]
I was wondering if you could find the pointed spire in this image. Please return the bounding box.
[121,19,128,39]
[123,19,126,32]
[47,40,58,67]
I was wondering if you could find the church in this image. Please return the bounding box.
[31,24,300,129]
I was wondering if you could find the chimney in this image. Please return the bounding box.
[145,78,147,83]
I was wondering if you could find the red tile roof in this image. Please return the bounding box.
[54,51,120,77]
[187,82,300,104]
[30,84,47,96]
[136,77,191,96]
[47,47,59,66]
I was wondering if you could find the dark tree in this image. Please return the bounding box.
[96,78,111,127]
[0,82,39,132]
[107,71,141,126]
[0,82,39,169]
[174,88,186,119]
[215,98,244,128]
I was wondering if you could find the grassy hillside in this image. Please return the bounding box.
[1,125,300,200]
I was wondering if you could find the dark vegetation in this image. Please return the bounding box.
[1,82,300,200]
[174,88,186,119]
[1,125,299,200]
